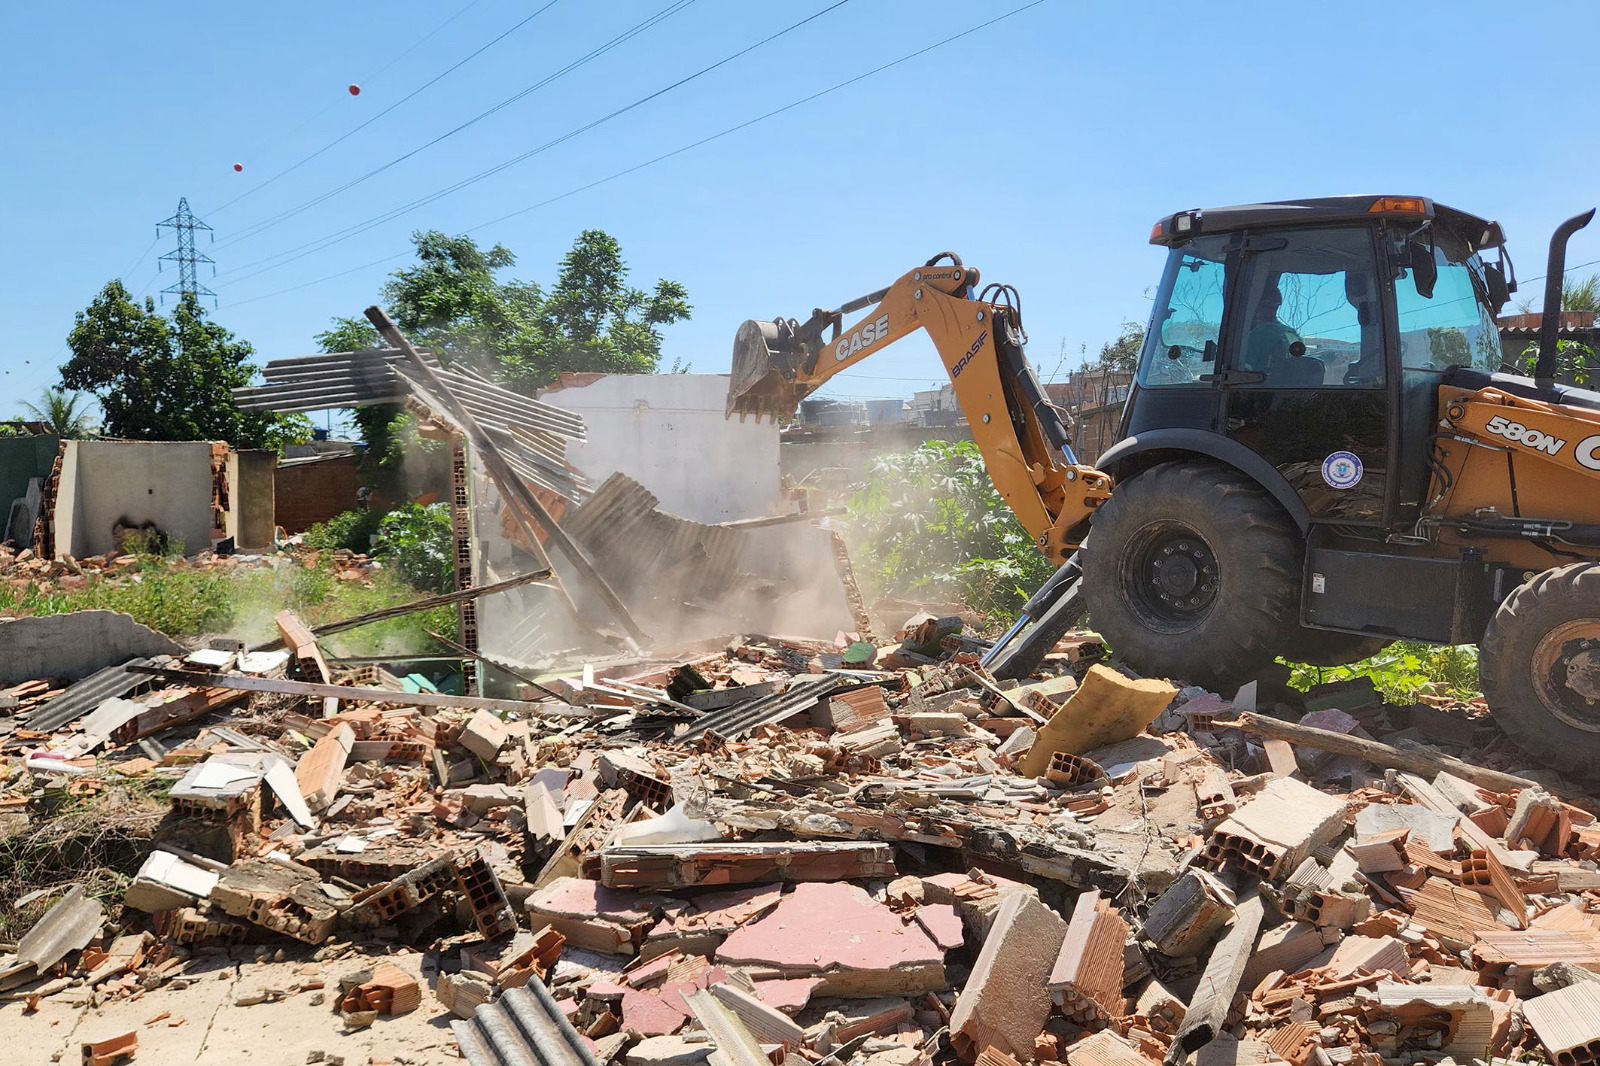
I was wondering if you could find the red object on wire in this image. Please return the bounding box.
[233,163,244,172]
[348,84,361,96]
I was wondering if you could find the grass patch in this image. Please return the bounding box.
[0,780,167,941]
[0,554,457,654]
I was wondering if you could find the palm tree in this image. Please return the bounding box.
[20,387,95,439]
[1564,273,1600,313]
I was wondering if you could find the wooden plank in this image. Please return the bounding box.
[1217,711,1535,793]
[124,664,595,716]
[250,568,552,652]
[1167,888,1265,1063]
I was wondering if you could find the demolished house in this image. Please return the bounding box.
[5,316,1600,1065]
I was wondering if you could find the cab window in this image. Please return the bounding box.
[1393,232,1503,373]
[1137,236,1227,387]
[1226,227,1384,388]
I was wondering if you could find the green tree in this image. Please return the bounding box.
[61,282,310,450]
[1087,321,1145,374]
[323,229,691,396]
[1564,273,1600,313]
[20,387,95,438]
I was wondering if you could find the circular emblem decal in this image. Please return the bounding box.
[1321,451,1363,489]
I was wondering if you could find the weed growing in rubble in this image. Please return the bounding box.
[1284,641,1481,702]
[2,552,456,652]
[847,440,1055,626]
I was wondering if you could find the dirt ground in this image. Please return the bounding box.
[2,949,460,1066]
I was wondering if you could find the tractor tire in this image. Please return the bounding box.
[1081,461,1301,691]
[1480,562,1600,778]
[1277,628,1392,667]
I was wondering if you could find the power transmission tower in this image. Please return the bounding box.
[156,197,216,305]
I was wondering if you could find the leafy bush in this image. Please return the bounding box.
[1284,641,1480,703]
[304,508,384,552]
[846,440,1055,625]
[373,503,455,593]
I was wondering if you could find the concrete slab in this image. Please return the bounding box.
[0,611,182,684]
[717,883,945,998]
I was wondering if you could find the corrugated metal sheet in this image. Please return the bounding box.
[235,351,586,441]
[677,672,849,742]
[452,978,601,1066]
[17,884,103,973]
[562,473,746,607]
[26,658,154,733]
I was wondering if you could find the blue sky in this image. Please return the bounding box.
[4,0,1599,419]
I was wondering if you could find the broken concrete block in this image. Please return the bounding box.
[906,712,967,737]
[1142,868,1235,958]
[526,876,655,956]
[1353,801,1456,853]
[950,889,1068,1060]
[0,610,182,684]
[209,858,338,944]
[1048,888,1129,1028]
[1345,827,1409,873]
[1242,920,1330,989]
[601,841,894,890]
[345,855,457,928]
[436,969,495,1018]
[524,782,564,849]
[459,709,510,762]
[624,1035,715,1066]
[1202,776,1347,880]
[1018,665,1176,777]
[122,850,220,914]
[717,881,947,998]
[1507,785,1563,852]
[1010,674,1079,719]
[295,723,354,812]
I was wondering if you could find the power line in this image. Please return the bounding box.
[207,0,558,216]
[222,0,1045,309]
[211,0,699,253]
[215,0,849,285]
[118,234,161,284]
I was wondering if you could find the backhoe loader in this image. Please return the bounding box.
[726,196,1600,776]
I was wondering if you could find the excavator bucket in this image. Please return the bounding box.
[726,319,812,422]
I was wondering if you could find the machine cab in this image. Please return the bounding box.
[1121,195,1512,531]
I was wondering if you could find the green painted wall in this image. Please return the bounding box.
[0,435,60,507]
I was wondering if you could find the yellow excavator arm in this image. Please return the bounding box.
[726,254,1111,563]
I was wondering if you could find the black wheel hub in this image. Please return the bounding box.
[1126,524,1219,629]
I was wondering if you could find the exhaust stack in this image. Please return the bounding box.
[1535,208,1596,388]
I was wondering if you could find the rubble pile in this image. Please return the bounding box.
[2,606,1599,1066]
[0,540,388,609]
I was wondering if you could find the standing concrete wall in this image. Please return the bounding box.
[542,374,783,524]
[61,440,216,558]
[229,450,277,550]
